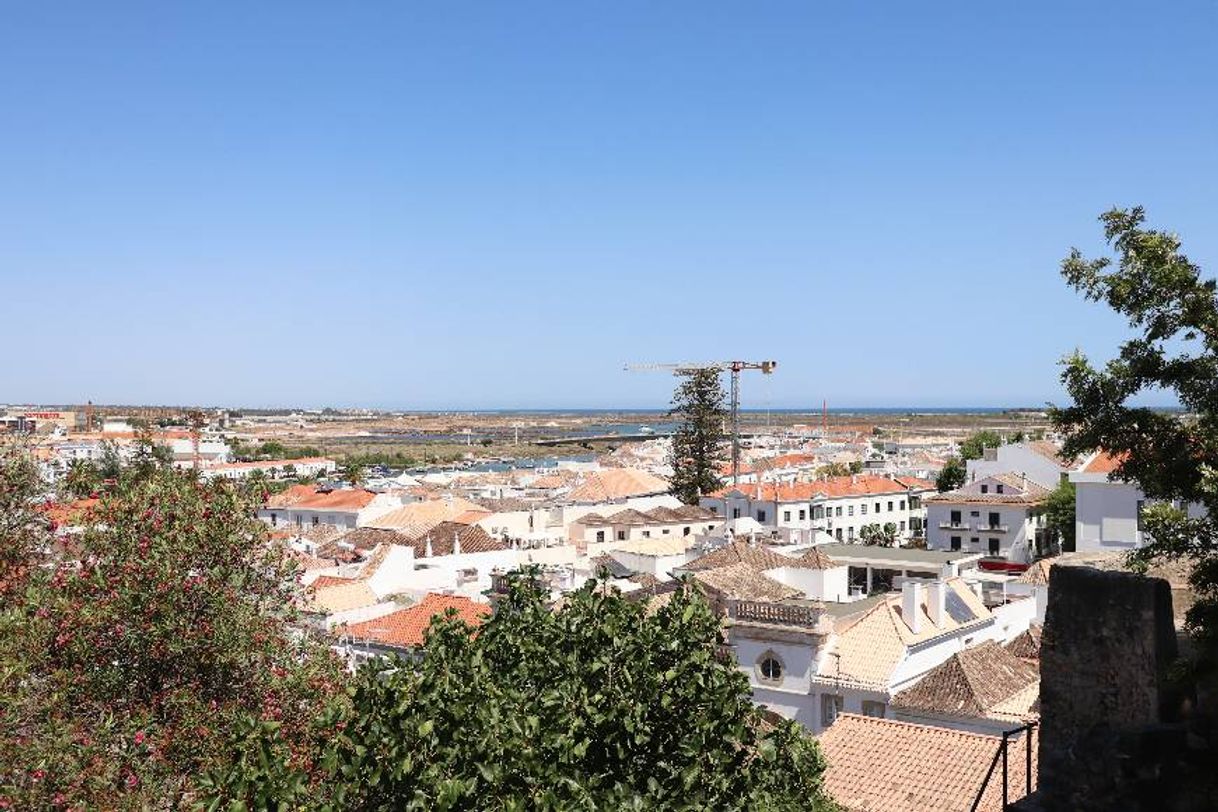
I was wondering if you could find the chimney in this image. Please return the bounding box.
[927,580,947,628]
[901,580,923,634]
[453,531,461,556]
[425,535,433,558]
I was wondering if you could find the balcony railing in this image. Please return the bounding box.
[976,524,1010,533]
[729,600,828,632]
[939,522,969,530]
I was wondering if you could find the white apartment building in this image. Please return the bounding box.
[701,475,935,545]
[924,474,1050,562]
[197,456,337,481]
[966,440,1074,490]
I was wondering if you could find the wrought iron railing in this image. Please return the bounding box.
[971,721,1037,811]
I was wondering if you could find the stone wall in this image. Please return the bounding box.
[1036,564,1187,811]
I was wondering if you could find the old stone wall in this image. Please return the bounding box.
[1036,564,1189,811]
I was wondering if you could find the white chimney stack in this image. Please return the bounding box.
[425,535,433,558]
[453,531,461,556]
[901,580,923,634]
[927,580,947,628]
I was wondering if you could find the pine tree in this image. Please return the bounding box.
[667,368,727,504]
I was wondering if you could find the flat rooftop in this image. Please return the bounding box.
[815,543,982,569]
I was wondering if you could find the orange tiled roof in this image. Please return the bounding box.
[689,562,801,602]
[712,475,931,502]
[367,497,489,531]
[817,714,1036,812]
[399,521,508,558]
[681,541,793,573]
[43,498,100,526]
[566,469,670,502]
[344,593,490,649]
[892,640,1039,722]
[310,575,355,590]
[1083,449,1128,474]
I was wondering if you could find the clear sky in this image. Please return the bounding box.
[2,2,1215,410]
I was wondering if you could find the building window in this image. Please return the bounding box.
[812,506,824,520]
[989,538,1000,556]
[642,531,651,538]
[662,528,670,535]
[835,528,843,541]
[848,527,855,541]
[709,506,718,515]
[683,526,690,536]
[821,694,844,726]
[757,510,767,523]
[887,501,894,512]
[861,700,886,718]
[950,510,961,526]
[988,512,1000,529]
[848,505,854,516]
[899,499,906,510]
[951,536,961,551]
[799,509,806,521]
[899,520,906,531]
[732,508,741,519]
[617,531,626,541]
[875,502,881,514]
[970,510,980,517]
[312,516,319,526]
[270,513,278,527]
[981,484,989,494]
[835,506,843,517]
[596,530,605,543]
[783,510,791,522]
[970,536,979,546]
[996,484,1005,494]
[758,652,784,684]
[861,504,868,515]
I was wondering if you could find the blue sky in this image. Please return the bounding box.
[2,2,1215,410]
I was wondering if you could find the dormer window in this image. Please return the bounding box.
[758,652,784,684]
[996,484,1004,494]
[980,485,989,494]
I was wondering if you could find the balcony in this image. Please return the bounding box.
[938,522,970,530]
[975,524,1010,533]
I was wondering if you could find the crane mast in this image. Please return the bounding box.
[624,360,777,485]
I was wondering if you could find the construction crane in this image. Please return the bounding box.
[625,360,777,484]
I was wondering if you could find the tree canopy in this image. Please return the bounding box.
[1044,479,1076,553]
[0,448,341,809]
[936,456,966,492]
[667,369,728,504]
[958,430,1002,461]
[1051,206,1218,690]
[205,573,833,811]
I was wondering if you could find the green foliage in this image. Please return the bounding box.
[340,461,367,488]
[61,457,101,499]
[0,456,342,808]
[1051,206,1218,690]
[936,456,966,492]
[958,430,1002,461]
[205,573,833,811]
[860,522,898,547]
[667,369,728,504]
[1044,479,1076,552]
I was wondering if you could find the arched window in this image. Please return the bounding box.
[758,652,784,684]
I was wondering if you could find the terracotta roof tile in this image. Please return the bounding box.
[566,469,670,502]
[399,521,508,558]
[344,593,490,649]
[690,562,801,602]
[367,497,489,531]
[682,541,792,573]
[818,714,1036,812]
[1005,624,1042,661]
[1083,449,1128,474]
[892,641,1039,721]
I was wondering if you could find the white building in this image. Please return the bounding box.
[966,440,1074,490]
[700,475,935,546]
[259,485,404,530]
[924,474,1050,563]
[727,577,1023,734]
[197,456,337,481]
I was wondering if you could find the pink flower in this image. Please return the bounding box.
[133,730,146,746]
[30,769,45,781]
[125,773,139,789]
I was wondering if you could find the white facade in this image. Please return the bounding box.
[967,442,1068,490]
[924,476,1047,563]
